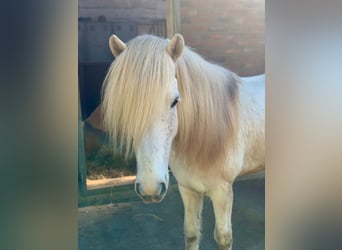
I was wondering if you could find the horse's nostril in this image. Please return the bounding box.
[135,183,143,197]
[159,182,167,197]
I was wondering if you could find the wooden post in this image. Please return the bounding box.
[167,0,180,38]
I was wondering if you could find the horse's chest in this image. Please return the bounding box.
[172,168,208,192]
[169,157,212,193]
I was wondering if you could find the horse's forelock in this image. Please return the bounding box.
[102,35,175,157]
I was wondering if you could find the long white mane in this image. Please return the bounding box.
[174,45,240,170]
[102,35,240,169]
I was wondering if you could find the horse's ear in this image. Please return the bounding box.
[166,33,184,61]
[109,35,126,57]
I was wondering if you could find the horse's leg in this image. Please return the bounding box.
[209,182,233,250]
[179,185,204,250]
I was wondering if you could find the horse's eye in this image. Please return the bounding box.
[171,97,179,108]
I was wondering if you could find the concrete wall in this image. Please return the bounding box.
[179,0,264,76]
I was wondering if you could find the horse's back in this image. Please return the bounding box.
[241,74,265,83]
[240,74,265,109]
[238,74,265,175]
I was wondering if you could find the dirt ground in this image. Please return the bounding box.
[78,175,264,250]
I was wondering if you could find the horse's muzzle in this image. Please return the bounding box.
[135,182,167,203]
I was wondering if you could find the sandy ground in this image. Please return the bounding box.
[78,175,264,250]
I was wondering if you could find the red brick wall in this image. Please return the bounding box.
[180,0,264,76]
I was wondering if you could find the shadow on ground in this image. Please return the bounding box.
[78,177,264,250]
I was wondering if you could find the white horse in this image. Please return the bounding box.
[102,34,264,250]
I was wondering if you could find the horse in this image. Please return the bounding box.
[102,34,265,250]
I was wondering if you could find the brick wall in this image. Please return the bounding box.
[180,0,264,76]
[79,0,166,23]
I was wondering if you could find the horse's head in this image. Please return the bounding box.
[107,34,184,203]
